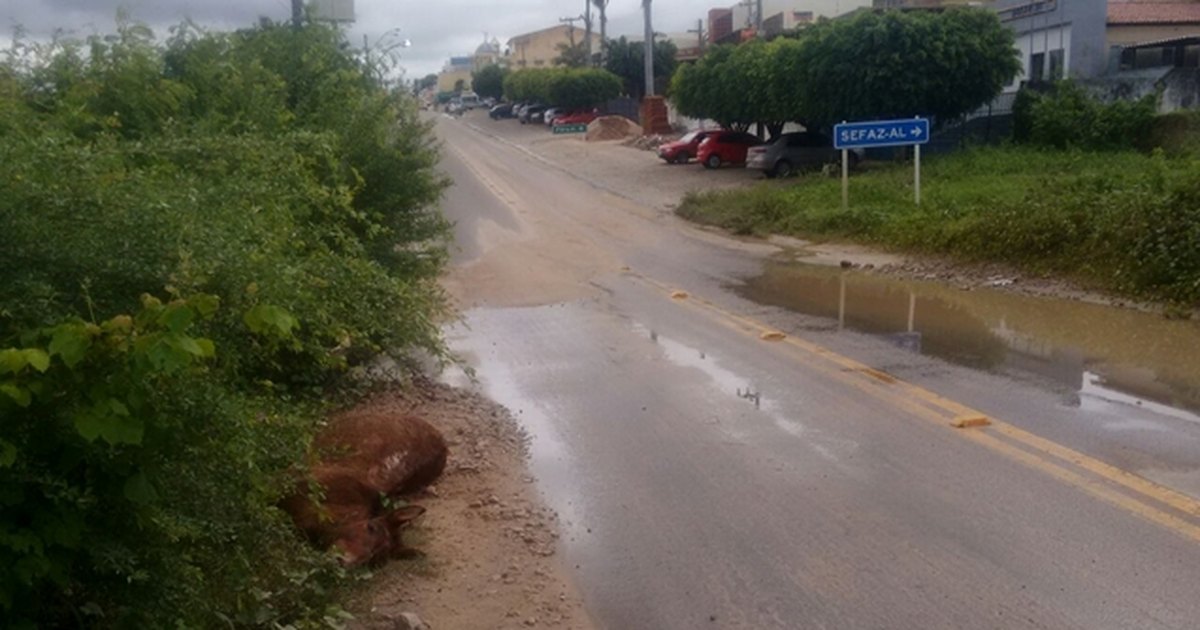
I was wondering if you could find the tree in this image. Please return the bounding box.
[554,41,590,68]
[453,78,465,93]
[670,8,1019,133]
[796,9,1020,127]
[472,63,508,100]
[604,36,677,100]
[416,73,438,92]
[502,68,620,108]
[547,68,622,109]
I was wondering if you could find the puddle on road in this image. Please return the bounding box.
[735,261,1200,421]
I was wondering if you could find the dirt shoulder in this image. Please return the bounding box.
[344,377,593,630]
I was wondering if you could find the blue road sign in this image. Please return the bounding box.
[834,118,930,150]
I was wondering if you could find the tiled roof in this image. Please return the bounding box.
[1109,2,1200,25]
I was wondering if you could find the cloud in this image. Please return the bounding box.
[1,0,718,78]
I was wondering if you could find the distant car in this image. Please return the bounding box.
[519,105,546,125]
[489,103,514,119]
[746,132,864,178]
[553,111,599,127]
[543,107,566,127]
[658,130,712,164]
[696,130,763,169]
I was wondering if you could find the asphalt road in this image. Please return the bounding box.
[433,113,1200,630]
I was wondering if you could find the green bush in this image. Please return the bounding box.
[678,148,1200,305]
[1021,81,1157,150]
[0,17,448,627]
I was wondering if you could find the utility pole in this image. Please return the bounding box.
[642,0,654,97]
[593,0,609,64]
[559,15,583,47]
[756,0,764,34]
[687,18,705,51]
[584,0,593,65]
[291,0,303,27]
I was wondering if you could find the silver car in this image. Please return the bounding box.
[746,131,863,178]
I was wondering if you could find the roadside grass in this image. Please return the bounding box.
[678,147,1200,305]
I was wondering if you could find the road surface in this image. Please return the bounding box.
[433,113,1200,630]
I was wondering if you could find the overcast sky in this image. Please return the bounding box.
[0,0,739,79]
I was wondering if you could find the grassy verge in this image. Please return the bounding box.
[678,147,1200,305]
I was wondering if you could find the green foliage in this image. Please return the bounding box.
[0,16,449,627]
[671,8,1019,130]
[472,63,508,100]
[677,148,1200,305]
[503,67,620,109]
[553,41,591,68]
[1020,81,1158,150]
[603,36,678,100]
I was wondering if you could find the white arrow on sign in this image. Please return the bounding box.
[911,126,924,137]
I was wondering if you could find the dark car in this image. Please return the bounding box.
[519,105,546,125]
[489,103,514,119]
[746,131,863,178]
[696,130,763,169]
[657,130,712,164]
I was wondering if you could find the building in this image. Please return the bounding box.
[1108,1,1200,46]
[993,0,1110,92]
[436,36,505,94]
[872,0,986,8]
[506,24,603,69]
[709,1,871,44]
[436,56,474,93]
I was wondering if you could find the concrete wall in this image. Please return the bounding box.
[994,0,1110,90]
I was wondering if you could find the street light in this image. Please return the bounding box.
[642,0,654,97]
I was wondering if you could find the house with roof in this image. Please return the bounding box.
[1108,0,1200,46]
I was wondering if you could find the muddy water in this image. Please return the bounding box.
[735,261,1200,419]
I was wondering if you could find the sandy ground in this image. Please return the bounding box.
[343,378,592,630]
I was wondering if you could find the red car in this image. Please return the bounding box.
[697,130,763,169]
[552,111,599,127]
[657,130,713,164]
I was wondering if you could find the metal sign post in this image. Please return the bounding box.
[841,148,849,211]
[834,116,930,208]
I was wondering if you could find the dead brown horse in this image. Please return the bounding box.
[281,412,448,567]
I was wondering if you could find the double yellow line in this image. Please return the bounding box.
[632,271,1200,544]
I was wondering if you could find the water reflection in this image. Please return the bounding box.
[736,261,1200,418]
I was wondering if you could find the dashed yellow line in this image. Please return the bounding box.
[640,272,1200,544]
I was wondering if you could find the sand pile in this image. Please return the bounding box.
[585,115,642,142]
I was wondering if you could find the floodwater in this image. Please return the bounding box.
[735,260,1200,421]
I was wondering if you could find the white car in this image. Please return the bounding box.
[543,107,565,127]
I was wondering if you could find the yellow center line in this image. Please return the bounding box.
[625,271,1200,542]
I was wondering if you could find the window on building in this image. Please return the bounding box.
[1029,52,1046,82]
[1048,49,1065,80]
[1186,45,1200,68]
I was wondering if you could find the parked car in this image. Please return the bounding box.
[696,131,763,169]
[543,107,566,127]
[489,103,514,119]
[658,130,712,164]
[459,92,480,110]
[520,105,546,125]
[553,111,599,127]
[746,131,862,178]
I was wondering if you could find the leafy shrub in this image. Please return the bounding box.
[1023,81,1157,150]
[0,17,448,627]
[677,147,1200,305]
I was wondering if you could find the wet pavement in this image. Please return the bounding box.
[432,113,1200,629]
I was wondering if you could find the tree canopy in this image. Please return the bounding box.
[472,63,508,100]
[604,36,678,100]
[503,68,621,109]
[670,8,1020,134]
